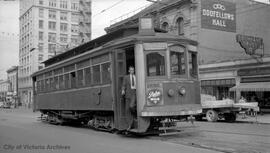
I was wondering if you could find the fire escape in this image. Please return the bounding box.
[79,0,91,43]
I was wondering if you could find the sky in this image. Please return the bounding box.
[0,0,151,80]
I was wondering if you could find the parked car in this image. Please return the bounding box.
[0,101,4,108]
[3,101,11,109]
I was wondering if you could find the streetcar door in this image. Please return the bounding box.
[114,49,133,130]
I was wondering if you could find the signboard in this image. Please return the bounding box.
[139,17,155,36]
[147,89,163,105]
[201,0,236,32]
[236,34,264,56]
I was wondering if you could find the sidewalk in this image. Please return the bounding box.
[237,113,270,124]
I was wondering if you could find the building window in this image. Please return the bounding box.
[48,21,56,30]
[146,52,166,76]
[71,2,79,10]
[71,24,78,33]
[176,17,184,35]
[170,46,185,75]
[39,0,43,5]
[38,54,43,61]
[39,31,43,41]
[71,13,79,22]
[60,0,68,9]
[48,44,56,54]
[71,35,78,44]
[60,12,68,21]
[39,8,44,18]
[60,34,68,43]
[49,0,56,7]
[161,22,169,32]
[48,32,56,42]
[38,43,44,52]
[48,10,56,19]
[60,23,68,32]
[39,20,44,29]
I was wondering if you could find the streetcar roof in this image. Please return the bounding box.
[33,26,197,77]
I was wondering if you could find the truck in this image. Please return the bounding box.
[195,94,259,122]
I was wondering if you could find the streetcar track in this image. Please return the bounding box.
[199,129,270,137]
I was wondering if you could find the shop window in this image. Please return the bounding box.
[85,67,91,86]
[102,63,111,84]
[146,52,165,76]
[70,72,76,88]
[170,46,185,75]
[93,65,101,84]
[189,51,197,78]
[77,69,84,87]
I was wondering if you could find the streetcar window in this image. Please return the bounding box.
[54,76,59,90]
[50,77,54,90]
[170,51,185,75]
[189,51,197,78]
[70,72,76,88]
[64,73,70,89]
[45,79,50,91]
[37,81,41,93]
[93,65,101,84]
[85,67,91,86]
[77,69,84,87]
[59,75,64,89]
[170,45,185,76]
[40,80,44,92]
[146,52,165,76]
[102,63,111,84]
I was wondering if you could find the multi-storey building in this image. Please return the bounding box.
[19,0,92,108]
[7,66,19,106]
[106,0,270,111]
[0,80,9,102]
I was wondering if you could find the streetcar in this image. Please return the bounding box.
[32,18,202,135]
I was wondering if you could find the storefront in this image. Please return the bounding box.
[200,57,270,113]
[229,67,270,112]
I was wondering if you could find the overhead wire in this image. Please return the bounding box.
[93,0,126,17]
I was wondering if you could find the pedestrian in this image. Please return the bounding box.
[121,66,137,130]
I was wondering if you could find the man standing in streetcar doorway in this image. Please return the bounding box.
[121,66,137,129]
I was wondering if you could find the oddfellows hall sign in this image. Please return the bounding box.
[201,0,236,32]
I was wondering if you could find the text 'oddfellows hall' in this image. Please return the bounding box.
[105,0,270,112]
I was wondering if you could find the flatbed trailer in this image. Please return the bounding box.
[195,99,259,122]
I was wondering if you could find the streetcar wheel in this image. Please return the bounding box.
[224,113,236,122]
[206,110,218,122]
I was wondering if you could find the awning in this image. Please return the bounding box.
[229,82,270,91]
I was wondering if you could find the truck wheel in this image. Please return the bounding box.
[224,113,236,122]
[206,110,218,122]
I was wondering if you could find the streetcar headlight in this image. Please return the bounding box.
[178,87,186,96]
[167,89,175,97]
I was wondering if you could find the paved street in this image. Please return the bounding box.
[1,109,270,153]
[151,120,270,153]
[0,108,221,153]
